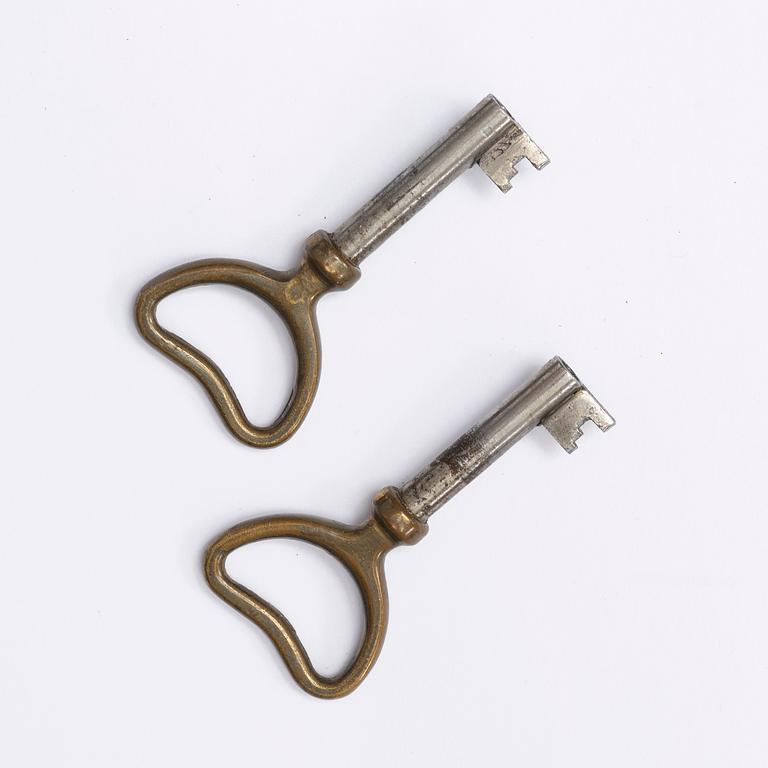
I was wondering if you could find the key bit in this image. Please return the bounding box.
[479,121,550,193]
[543,388,616,453]
[205,357,615,698]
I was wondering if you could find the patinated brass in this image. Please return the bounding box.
[204,487,426,699]
[135,231,359,448]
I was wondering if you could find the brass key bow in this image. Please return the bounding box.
[135,95,548,447]
[205,358,615,697]
[135,232,357,447]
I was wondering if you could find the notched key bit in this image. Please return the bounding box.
[478,116,550,193]
[543,387,616,454]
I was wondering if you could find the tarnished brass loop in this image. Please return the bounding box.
[204,515,393,698]
[204,487,427,699]
[135,232,359,448]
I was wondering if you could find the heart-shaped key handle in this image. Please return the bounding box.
[135,232,359,448]
[204,488,427,698]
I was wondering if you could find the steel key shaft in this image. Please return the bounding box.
[401,357,613,521]
[334,94,549,264]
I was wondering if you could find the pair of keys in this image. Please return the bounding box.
[136,95,615,698]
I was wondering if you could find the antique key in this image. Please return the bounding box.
[205,357,614,698]
[135,95,548,447]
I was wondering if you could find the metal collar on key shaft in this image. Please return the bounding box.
[204,357,614,698]
[135,95,549,447]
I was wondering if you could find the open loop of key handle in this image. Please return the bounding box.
[204,488,425,698]
[205,358,615,698]
[135,95,548,448]
[135,232,358,448]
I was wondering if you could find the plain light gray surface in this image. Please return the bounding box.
[1,1,766,766]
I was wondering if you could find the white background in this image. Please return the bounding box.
[2,1,767,766]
